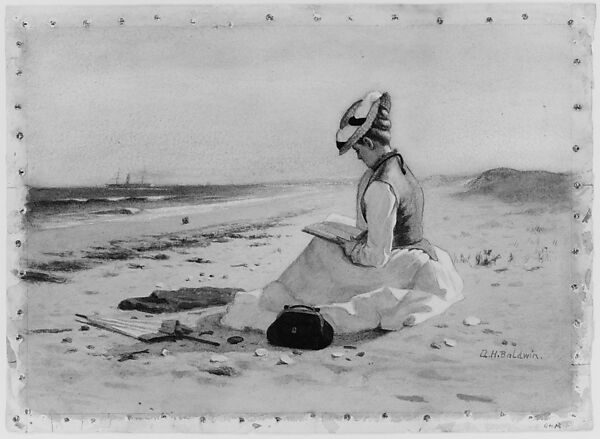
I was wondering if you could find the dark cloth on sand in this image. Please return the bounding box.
[118,287,242,314]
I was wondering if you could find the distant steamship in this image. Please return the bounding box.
[106,171,153,189]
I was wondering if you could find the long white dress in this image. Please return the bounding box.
[221,173,464,334]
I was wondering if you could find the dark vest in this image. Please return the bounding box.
[360,151,438,261]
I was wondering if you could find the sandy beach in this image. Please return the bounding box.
[9,177,589,431]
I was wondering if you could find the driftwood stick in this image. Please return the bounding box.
[181,334,220,347]
[117,349,150,362]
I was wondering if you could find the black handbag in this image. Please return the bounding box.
[267,305,334,350]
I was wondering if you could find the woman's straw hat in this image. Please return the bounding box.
[336,91,391,155]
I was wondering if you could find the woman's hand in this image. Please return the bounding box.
[342,240,358,258]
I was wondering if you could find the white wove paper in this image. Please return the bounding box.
[5,3,595,433]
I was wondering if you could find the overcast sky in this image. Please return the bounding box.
[10,5,580,187]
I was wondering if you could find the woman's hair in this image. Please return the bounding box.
[363,105,392,147]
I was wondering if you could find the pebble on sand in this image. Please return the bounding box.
[61,337,72,343]
[463,316,481,326]
[356,352,365,357]
[444,338,457,347]
[292,350,303,355]
[79,325,90,331]
[206,365,238,376]
[277,354,294,365]
[331,352,344,358]
[254,348,268,357]
[128,263,145,269]
[227,336,244,345]
[210,354,229,363]
[430,342,442,350]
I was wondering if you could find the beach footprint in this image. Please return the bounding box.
[395,395,427,403]
[456,393,494,403]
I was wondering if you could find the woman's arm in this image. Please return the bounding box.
[344,181,397,267]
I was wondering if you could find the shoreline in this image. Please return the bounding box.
[22,184,356,263]
[22,210,308,283]
[26,185,324,231]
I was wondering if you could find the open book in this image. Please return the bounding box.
[302,217,365,245]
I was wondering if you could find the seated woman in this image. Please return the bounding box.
[221,91,463,333]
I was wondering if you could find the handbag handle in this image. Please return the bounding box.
[283,304,321,312]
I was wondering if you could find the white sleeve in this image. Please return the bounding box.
[349,181,396,267]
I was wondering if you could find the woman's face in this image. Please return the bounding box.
[352,139,379,169]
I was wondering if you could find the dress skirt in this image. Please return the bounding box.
[220,236,464,334]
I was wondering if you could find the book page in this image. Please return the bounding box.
[303,221,364,243]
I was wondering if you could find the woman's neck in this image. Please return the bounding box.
[369,148,398,170]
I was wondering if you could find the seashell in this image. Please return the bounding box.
[210,354,228,363]
[444,338,457,347]
[463,316,481,326]
[277,354,294,365]
[254,348,268,357]
[430,342,442,349]
[331,352,344,358]
[356,351,365,357]
[160,348,170,356]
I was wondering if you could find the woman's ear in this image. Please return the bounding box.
[363,137,375,150]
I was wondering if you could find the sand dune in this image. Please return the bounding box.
[459,168,570,204]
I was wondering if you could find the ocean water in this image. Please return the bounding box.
[25,183,319,229]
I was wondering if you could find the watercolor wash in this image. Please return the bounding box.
[5,3,594,433]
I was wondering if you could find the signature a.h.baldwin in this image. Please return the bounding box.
[479,348,543,360]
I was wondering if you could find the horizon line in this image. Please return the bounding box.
[26,167,570,189]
